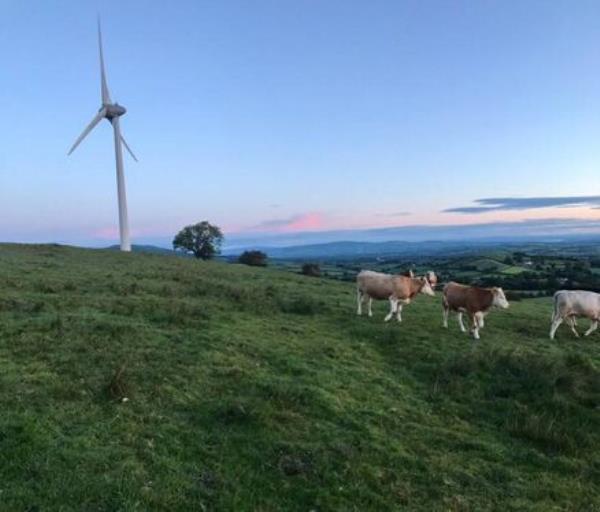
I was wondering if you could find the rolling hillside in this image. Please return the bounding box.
[1,244,599,510]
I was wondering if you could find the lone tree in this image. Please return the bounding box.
[173,221,224,260]
[238,250,268,267]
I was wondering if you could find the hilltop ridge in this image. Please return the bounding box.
[0,244,599,510]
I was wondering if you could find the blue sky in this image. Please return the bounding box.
[1,0,599,247]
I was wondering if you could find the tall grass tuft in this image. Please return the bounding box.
[106,363,131,401]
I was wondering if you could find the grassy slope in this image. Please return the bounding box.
[1,244,599,511]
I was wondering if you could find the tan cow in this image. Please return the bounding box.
[550,290,600,339]
[442,282,509,339]
[356,270,435,322]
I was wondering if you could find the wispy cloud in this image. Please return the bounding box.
[375,211,411,218]
[249,213,325,232]
[443,196,600,214]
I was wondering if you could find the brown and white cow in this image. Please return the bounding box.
[356,270,435,322]
[442,282,509,339]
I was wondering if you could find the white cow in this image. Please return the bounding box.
[549,290,600,339]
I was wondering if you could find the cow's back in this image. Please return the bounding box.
[357,270,395,300]
[554,290,600,319]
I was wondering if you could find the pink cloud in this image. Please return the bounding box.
[286,213,324,231]
[246,212,326,233]
[91,226,120,239]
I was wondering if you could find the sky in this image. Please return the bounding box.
[1,0,600,248]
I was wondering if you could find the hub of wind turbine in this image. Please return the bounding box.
[105,103,127,119]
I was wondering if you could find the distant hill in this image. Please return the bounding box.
[223,240,468,259]
[223,237,600,260]
[224,238,596,260]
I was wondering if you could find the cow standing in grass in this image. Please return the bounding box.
[549,290,600,339]
[442,282,509,339]
[356,270,436,322]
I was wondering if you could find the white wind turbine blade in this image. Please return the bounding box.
[120,134,138,162]
[67,107,107,155]
[97,17,111,104]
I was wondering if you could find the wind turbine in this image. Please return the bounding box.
[68,19,137,252]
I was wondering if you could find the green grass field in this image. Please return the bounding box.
[1,244,599,511]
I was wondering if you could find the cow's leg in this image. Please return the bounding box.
[549,316,563,339]
[470,315,480,340]
[396,304,403,322]
[368,297,373,317]
[567,316,580,337]
[442,303,449,328]
[356,289,363,316]
[384,298,397,322]
[457,312,467,332]
[477,312,485,329]
[585,319,598,336]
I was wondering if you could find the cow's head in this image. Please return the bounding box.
[419,277,435,297]
[425,271,438,289]
[492,287,509,309]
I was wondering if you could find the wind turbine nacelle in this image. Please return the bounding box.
[105,104,127,118]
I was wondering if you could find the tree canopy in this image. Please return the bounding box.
[173,221,224,260]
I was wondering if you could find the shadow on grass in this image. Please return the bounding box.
[431,349,600,454]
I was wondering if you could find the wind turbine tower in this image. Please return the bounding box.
[68,19,137,252]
